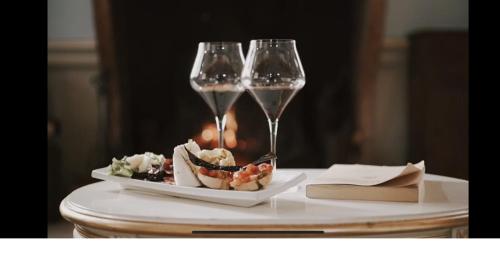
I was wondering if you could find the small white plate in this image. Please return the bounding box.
[91,167,306,207]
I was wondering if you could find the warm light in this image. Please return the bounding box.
[224,129,237,148]
[195,109,240,149]
[226,109,238,131]
[201,128,213,141]
[200,124,218,142]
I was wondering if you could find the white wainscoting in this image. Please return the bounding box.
[48,40,101,193]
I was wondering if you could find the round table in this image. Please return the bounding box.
[60,169,468,238]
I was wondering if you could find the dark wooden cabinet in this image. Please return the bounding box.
[408,31,469,179]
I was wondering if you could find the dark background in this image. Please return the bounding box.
[96,0,364,168]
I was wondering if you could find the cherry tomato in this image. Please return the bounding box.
[245,164,258,174]
[252,167,260,175]
[259,163,273,173]
[199,167,209,175]
[241,176,250,183]
[208,171,218,178]
[239,171,249,178]
[163,158,173,170]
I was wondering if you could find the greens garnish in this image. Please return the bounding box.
[110,157,134,177]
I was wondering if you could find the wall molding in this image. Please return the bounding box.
[48,40,98,67]
[380,37,408,67]
[47,38,408,68]
[383,37,409,50]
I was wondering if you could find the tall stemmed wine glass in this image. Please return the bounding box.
[190,42,245,148]
[241,39,306,169]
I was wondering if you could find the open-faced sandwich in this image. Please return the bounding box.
[173,139,237,190]
[195,148,236,190]
[173,139,275,191]
[229,163,273,191]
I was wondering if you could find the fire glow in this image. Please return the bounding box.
[196,109,238,149]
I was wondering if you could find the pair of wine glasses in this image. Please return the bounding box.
[189,39,306,168]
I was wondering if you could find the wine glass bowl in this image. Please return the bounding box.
[190,42,245,87]
[242,40,305,88]
[241,39,306,168]
[190,42,245,148]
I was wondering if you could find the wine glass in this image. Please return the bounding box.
[190,42,245,148]
[241,39,306,168]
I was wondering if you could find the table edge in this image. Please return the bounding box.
[60,199,468,237]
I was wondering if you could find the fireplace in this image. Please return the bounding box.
[92,0,384,168]
[192,108,260,165]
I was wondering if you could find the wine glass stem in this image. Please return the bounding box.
[267,118,279,168]
[215,114,227,148]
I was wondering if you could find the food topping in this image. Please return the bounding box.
[198,166,234,180]
[110,152,172,182]
[110,157,134,177]
[197,148,236,167]
[230,163,273,186]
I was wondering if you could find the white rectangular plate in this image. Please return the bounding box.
[91,167,306,207]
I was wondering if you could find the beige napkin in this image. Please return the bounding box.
[309,161,426,202]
